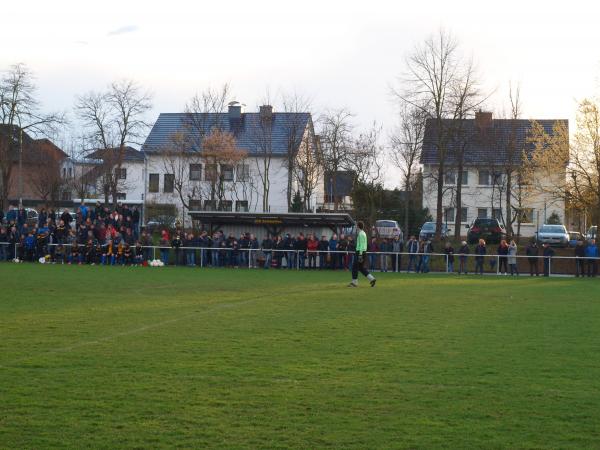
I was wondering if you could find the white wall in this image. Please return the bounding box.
[422,165,565,237]
[144,154,310,225]
[119,161,145,202]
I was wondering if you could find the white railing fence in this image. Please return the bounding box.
[0,242,598,277]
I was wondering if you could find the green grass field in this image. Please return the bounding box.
[1,265,600,449]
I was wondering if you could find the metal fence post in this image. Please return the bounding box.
[248,249,252,269]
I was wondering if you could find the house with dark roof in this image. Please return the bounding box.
[0,125,69,208]
[141,103,323,220]
[319,171,355,211]
[421,111,568,237]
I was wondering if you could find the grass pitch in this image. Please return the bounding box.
[1,265,600,449]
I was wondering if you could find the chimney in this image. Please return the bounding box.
[259,104,273,121]
[475,111,493,129]
[228,101,242,120]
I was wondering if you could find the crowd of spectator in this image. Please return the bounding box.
[0,203,598,277]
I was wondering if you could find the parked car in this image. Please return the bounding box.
[374,219,403,241]
[586,225,597,241]
[419,221,450,241]
[145,216,178,233]
[568,231,582,247]
[466,218,506,244]
[535,224,569,247]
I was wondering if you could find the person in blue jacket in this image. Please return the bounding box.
[585,239,599,277]
[328,234,338,270]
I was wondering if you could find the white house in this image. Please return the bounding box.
[421,112,567,238]
[66,147,146,210]
[140,103,324,225]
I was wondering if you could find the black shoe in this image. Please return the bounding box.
[370,278,376,288]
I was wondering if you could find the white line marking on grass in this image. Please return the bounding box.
[0,296,263,369]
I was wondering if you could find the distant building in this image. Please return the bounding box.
[319,171,354,212]
[141,103,324,224]
[0,125,68,209]
[421,111,568,237]
[65,146,145,208]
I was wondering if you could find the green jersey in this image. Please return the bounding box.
[356,229,367,253]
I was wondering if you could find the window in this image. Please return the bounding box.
[492,172,503,185]
[461,207,468,222]
[461,171,468,186]
[189,164,202,181]
[163,174,175,193]
[236,164,250,182]
[221,164,234,181]
[478,170,490,185]
[219,200,232,211]
[117,193,126,200]
[205,164,218,182]
[115,168,127,180]
[444,171,456,185]
[149,173,159,193]
[62,168,66,178]
[204,200,217,211]
[444,207,455,223]
[492,208,503,221]
[68,167,72,178]
[236,200,249,212]
[189,199,202,211]
[477,208,488,219]
[61,190,72,201]
[518,208,534,224]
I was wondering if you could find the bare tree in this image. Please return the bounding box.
[390,104,426,237]
[345,123,385,227]
[184,84,231,145]
[526,120,570,209]
[160,131,204,217]
[201,129,248,207]
[251,105,275,212]
[563,99,600,223]
[395,29,484,239]
[293,122,323,211]
[0,63,64,209]
[346,123,384,185]
[319,108,354,210]
[76,79,152,207]
[281,92,313,210]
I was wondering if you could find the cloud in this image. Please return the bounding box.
[107,25,138,36]
[74,40,89,45]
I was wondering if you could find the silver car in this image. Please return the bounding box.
[374,220,403,241]
[536,224,569,247]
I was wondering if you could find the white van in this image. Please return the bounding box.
[374,220,403,241]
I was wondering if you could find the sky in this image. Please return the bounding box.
[3,0,600,187]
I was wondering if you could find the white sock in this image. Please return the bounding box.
[367,274,375,281]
